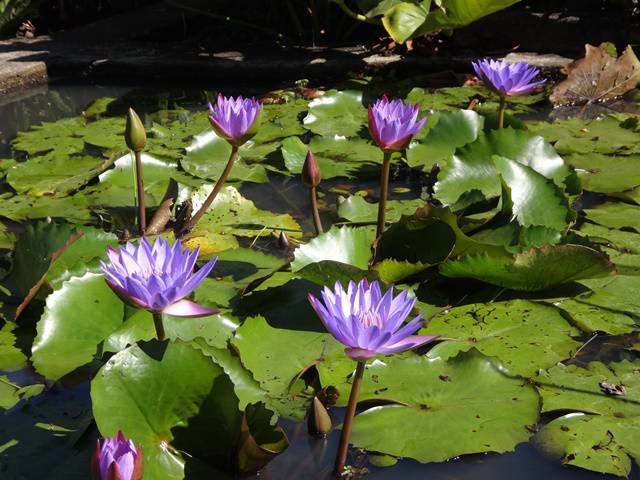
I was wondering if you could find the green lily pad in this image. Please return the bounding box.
[579,223,640,254]
[337,195,424,224]
[0,193,92,223]
[423,300,582,376]
[0,375,45,410]
[31,272,124,380]
[231,316,342,418]
[92,341,233,479]
[577,275,640,316]
[0,323,27,371]
[434,128,573,207]
[584,202,640,232]
[493,155,571,231]
[183,186,301,256]
[12,117,86,155]
[441,244,614,291]
[533,360,640,477]
[303,90,367,137]
[565,152,640,195]
[552,298,637,335]
[407,110,483,170]
[291,226,375,271]
[254,99,308,143]
[180,130,272,184]
[347,350,539,463]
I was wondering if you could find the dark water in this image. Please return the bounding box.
[0,81,636,480]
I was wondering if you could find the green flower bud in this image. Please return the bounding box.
[125,108,147,152]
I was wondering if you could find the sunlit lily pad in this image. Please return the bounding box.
[337,195,424,224]
[303,90,367,137]
[347,350,539,463]
[584,202,640,232]
[423,300,582,376]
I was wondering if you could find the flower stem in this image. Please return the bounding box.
[134,150,146,235]
[498,96,506,129]
[152,312,166,341]
[334,361,365,475]
[375,151,392,239]
[182,145,239,234]
[309,186,323,235]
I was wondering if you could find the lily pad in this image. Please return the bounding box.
[584,202,640,232]
[183,186,301,255]
[0,323,27,371]
[440,244,614,291]
[565,152,640,195]
[337,195,424,224]
[347,350,539,463]
[291,226,375,271]
[552,298,637,335]
[303,90,367,137]
[534,360,640,477]
[423,300,582,376]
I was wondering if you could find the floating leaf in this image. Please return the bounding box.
[584,202,640,232]
[291,226,375,271]
[577,275,640,316]
[550,43,640,106]
[423,300,582,376]
[183,186,301,255]
[565,152,640,195]
[552,298,637,335]
[337,195,424,224]
[0,323,27,371]
[347,350,539,463]
[441,244,614,291]
[303,90,367,137]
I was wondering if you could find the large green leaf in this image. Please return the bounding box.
[434,128,572,207]
[440,244,614,291]
[183,186,302,256]
[92,341,231,479]
[337,195,424,224]
[407,109,483,170]
[552,298,637,335]
[291,226,375,271]
[180,130,272,183]
[418,0,521,34]
[493,155,571,231]
[0,323,27,370]
[231,316,342,418]
[382,1,429,43]
[423,300,582,376]
[302,90,367,137]
[31,272,124,380]
[577,275,640,316]
[346,350,539,462]
[533,360,640,477]
[565,152,640,195]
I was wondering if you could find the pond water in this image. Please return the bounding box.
[1,79,639,480]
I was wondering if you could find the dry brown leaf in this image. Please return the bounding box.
[550,43,640,106]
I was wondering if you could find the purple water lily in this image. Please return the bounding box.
[101,237,218,319]
[472,59,545,97]
[208,95,262,146]
[368,96,427,152]
[92,431,143,480]
[308,279,438,360]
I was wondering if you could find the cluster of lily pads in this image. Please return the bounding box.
[1,55,640,480]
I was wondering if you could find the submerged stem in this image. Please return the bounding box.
[498,95,506,129]
[182,145,239,234]
[375,151,392,240]
[334,360,366,475]
[309,186,323,235]
[134,150,146,235]
[152,312,166,341]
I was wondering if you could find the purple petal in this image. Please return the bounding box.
[163,299,219,317]
[378,334,439,355]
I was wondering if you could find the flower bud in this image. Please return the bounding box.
[278,231,290,250]
[302,150,321,188]
[92,431,144,480]
[307,396,332,437]
[125,108,147,152]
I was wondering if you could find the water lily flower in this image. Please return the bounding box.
[92,431,143,480]
[368,96,427,152]
[308,279,438,360]
[208,95,262,147]
[101,237,218,320]
[472,59,545,97]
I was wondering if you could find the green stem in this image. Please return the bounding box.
[498,95,506,129]
[134,150,146,235]
[334,361,366,475]
[332,0,380,24]
[182,145,239,234]
[309,186,323,236]
[375,151,392,239]
[152,312,166,341]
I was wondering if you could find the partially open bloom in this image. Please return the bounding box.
[208,95,262,146]
[92,432,143,480]
[101,237,218,317]
[472,59,545,97]
[368,96,427,151]
[308,279,438,360]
